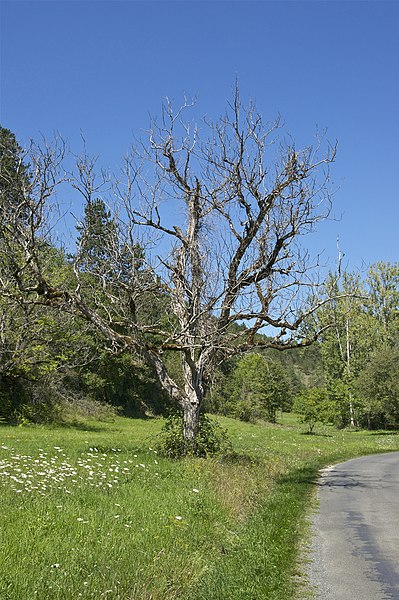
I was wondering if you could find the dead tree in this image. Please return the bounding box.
[0,88,337,447]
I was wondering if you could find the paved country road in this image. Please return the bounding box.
[306,451,399,600]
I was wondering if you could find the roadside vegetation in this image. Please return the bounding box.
[1,414,399,599]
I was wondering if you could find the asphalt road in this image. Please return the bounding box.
[306,451,399,600]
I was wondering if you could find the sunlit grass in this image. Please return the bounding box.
[1,415,399,598]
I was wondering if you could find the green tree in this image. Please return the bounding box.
[0,127,31,218]
[304,263,399,430]
[293,387,331,433]
[76,198,118,274]
[229,354,291,423]
[312,272,373,427]
[355,346,399,429]
[0,244,96,421]
[351,262,399,428]
[366,262,399,346]
[74,196,170,415]
[0,132,102,421]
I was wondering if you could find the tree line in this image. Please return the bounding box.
[1,91,398,446]
[207,263,399,432]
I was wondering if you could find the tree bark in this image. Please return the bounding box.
[345,317,356,428]
[180,351,204,446]
[182,392,201,445]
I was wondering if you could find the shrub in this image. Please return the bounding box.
[156,413,231,458]
[57,393,119,423]
[12,383,118,426]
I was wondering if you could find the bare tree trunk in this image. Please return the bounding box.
[348,393,355,428]
[180,352,205,446]
[345,317,356,428]
[182,391,202,444]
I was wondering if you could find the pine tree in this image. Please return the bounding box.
[76,198,118,274]
[0,127,31,222]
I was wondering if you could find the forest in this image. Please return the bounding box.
[1,120,399,442]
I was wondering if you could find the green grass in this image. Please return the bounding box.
[1,415,399,599]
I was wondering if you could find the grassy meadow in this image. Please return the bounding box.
[1,414,399,599]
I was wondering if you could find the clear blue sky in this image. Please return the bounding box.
[1,0,398,272]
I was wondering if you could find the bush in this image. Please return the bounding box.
[15,398,63,425]
[0,377,63,425]
[1,376,119,426]
[57,393,119,423]
[156,413,231,458]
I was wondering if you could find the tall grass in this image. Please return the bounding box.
[1,415,398,599]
